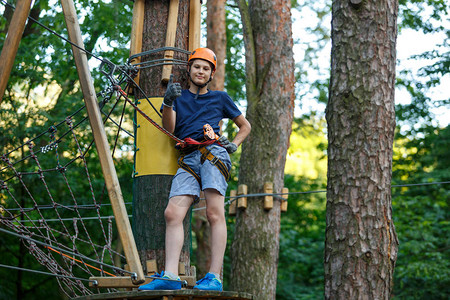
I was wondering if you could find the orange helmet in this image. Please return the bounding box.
[188,48,217,71]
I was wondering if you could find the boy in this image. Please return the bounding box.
[138,48,251,291]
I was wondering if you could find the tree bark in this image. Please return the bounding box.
[133,0,191,274]
[207,0,226,91]
[230,0,295,299]
[324,1,399,299]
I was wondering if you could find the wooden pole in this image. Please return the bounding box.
[161,0,180,84]
[60,0,145,284]
[128,0,145,93]
[189,0,201,51]
[0,0,33,104]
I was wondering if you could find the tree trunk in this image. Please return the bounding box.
[191,0,227,280]
[324,1,399,299]
[133,0,191,274]
[230,1,295,299]
[207,0,226,91]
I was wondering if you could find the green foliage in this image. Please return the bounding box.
[396,1,449,127]
[391,125,450,299]
[277,115,328,299]
[224,4,246,102]
[398,0,448,33]
[292,0,331,109]
[277,174,326,300]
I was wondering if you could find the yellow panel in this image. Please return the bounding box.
[135,98,179,176]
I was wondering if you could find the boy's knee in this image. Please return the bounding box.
[165,204,182,224]
[206,207,225,225]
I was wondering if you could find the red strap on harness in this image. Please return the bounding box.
[176,124,222,148]
[176,138,216,148]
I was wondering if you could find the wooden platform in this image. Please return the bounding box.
[73,289,253,300]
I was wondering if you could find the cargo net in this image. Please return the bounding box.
[0,85,136,298]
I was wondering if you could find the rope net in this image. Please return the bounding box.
[0,84,135,298]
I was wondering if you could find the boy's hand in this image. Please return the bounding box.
[218,135,238,154]
[163,74,182,107]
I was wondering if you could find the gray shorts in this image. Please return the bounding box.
[169,144,231,199]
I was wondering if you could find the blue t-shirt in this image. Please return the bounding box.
[170,90,242,141]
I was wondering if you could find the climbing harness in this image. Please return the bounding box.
[203,124,219,141]
[176,124,230,187]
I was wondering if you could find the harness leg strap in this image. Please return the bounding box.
[199,147,230,181]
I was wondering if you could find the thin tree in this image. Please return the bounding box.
[325,0,399,299]
[230,0,295,299]
[207,0,227,92]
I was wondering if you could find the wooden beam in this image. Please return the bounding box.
[89,275,195,288]
[228,189,237,216]
[263,182,273,210]
[281,187,288,212]
[237,184,248,209]
[161,0,180,84]
[0,0,33,104]
[60,0,145,284]
[189,0,201,51]
[82,286,253,299]
[127,0,145,93]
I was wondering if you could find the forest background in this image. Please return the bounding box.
[0,0,448,299]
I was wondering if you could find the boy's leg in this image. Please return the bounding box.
[164,195,194,275]
[203,188,227,274]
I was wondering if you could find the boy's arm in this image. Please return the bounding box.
[231,114,251,147]
[162,106,176,133]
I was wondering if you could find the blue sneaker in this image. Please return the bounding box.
[138,271,182,290]
[193,272,223,291]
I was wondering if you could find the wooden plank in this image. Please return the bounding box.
[228,190,237,216]
[263,182,273,210]
[146,259,157,275]
[237,184,247,209]
[75,289,253,300]
[178,262,186,275]
[60,0,145,284]
[161,0,180,84]
[89,276,142,288]
[0,0,33,103]
[89,275,195,289]
[189,0,201,51]
[281,187,288,212]
[127,0,145,94]
[180,275,196,288]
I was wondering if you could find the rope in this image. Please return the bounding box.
[4,179,448,215]
[114,85,186,145]
[5,178,446,220]
[0,0,107,63]
[0,227,131,275]
[45,246,116,277]
[0,89,116,173]
[0,264,97,283]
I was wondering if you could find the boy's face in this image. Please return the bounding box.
[189,59,214,86]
